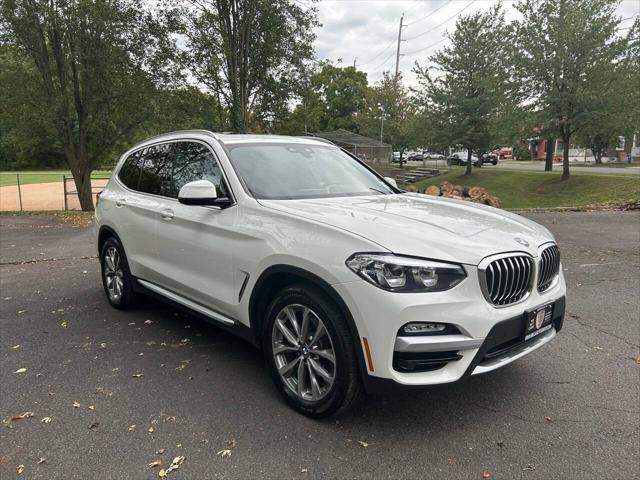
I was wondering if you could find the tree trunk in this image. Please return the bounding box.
[561,133,570,180]
[594,149,603,164]
[544,137,554,171]
[72,164,95,211]
[465,150,472,175]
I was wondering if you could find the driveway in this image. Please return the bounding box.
[1,211,638,479]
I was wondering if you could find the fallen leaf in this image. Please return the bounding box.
[14,367,27,374]
[38,458,46,465]
[523,464,536,471]
[544,416,553,422]
[18,310,27,314]
[17,464,24,474]
[41,417,52,424]
[635,355,640,364]
[88,405,95,411]
[100,343,107,348]
[148,427,155,433]
[482,473,492,479]
[145,320,153,324]
[12,345,20,349]
[301,468,309,473]
[60,321,68,328]
[156,448,166,455]
[72,401,80,408]
[217,449,232,457]
[132,373,144,378]
[89,422,99,429]
[593,346,603,351]
[158,469,166,478]
[148,459,162,468]
[128,425,136,431]
[226,439,237,448]
[11,412,34,420]
[357,440,369,448]
[496,441,504,448]
[165,416,176,422]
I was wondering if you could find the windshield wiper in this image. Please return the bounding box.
[369,187,389,195]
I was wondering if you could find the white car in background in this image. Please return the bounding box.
[96,130,566,417]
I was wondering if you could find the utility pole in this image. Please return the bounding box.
[394,14,407,77]
[353,57,357,68]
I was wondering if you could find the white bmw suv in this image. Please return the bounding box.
[96,130,566,417]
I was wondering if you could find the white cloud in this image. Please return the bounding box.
[313,0,639,87]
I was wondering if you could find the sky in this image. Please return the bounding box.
[312,0,640,87]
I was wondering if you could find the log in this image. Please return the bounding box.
[485,195,501,208]
[451,188,463,197]
[425,185,441,196]
[439,181,453,195]
[462,186,470,197]
[468,186,486,199]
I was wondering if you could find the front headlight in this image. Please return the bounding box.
[346,253,466,292]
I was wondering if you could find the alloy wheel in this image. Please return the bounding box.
[103,246,124,303]
[271,304,336,402]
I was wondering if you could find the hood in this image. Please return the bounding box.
[258,193,554,265]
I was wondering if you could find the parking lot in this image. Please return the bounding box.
[1,211,638,479]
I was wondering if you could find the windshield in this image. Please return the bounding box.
[226,143,396,200]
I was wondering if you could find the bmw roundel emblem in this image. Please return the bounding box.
[514,237,530,247]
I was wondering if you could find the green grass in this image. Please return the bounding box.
[412,168,640,209]
[0,170,112,186]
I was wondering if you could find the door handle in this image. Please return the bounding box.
[160,208,174,220]
[115,198,127,207]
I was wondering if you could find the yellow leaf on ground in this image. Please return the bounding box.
[14,368,26,374]
[148,459,162,468]
[158,468,166,478]
[17,464,24,474]
[72,401,80,408]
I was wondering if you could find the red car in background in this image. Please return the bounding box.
[494,147,513,159]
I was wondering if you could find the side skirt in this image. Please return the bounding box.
[133,278,258,347]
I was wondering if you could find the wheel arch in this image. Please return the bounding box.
[97,225,122,257]
[248,265,368,379]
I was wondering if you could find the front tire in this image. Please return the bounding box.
[100,237,138,309]
[263,285,363,418]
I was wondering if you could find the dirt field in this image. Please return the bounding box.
[0,179,109,211]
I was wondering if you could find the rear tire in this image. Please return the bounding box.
[100,237,138,310]
[262,284,363,418]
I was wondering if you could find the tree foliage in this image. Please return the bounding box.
[180,0,317,133]
[0,0,177,209]
[512,0,630,179]
[415,5,509,174]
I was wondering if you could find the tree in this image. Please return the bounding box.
[358,72,414,157]
[415,5,509,175]
[512,0,629,179]
[0,0,175,210]
[181,0,317,133]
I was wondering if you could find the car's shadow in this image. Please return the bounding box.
[128,293,535,433]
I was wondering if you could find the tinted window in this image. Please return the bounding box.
[168,142,228,198]
[118,151,142,190]
[138,143,173,195]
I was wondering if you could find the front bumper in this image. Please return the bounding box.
[332,266,566,393]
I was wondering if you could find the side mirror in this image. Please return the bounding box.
[384,176,398,188]
[178,180,230,207]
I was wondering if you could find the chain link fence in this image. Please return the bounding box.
[0,173,110,211]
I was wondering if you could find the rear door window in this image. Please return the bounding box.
[137,143,173,196]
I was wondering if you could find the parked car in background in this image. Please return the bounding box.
[423,152,445,160]
[392,151,401,162]
[495,147,513,159]
[447,151,480,166]
[96,130,566,418]
[406,152,423,162]
[480,152,499,165]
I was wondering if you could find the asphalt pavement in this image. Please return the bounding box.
[1,211,639,479]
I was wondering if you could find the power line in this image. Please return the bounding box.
[403,36,448,56]
[404,0,477,42]
[405,0,452,26]
[356,38,397,66]
[371,50,397,73]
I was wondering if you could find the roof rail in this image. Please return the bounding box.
[131,129,219,149]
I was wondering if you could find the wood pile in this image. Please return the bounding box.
[423,181,501,208]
